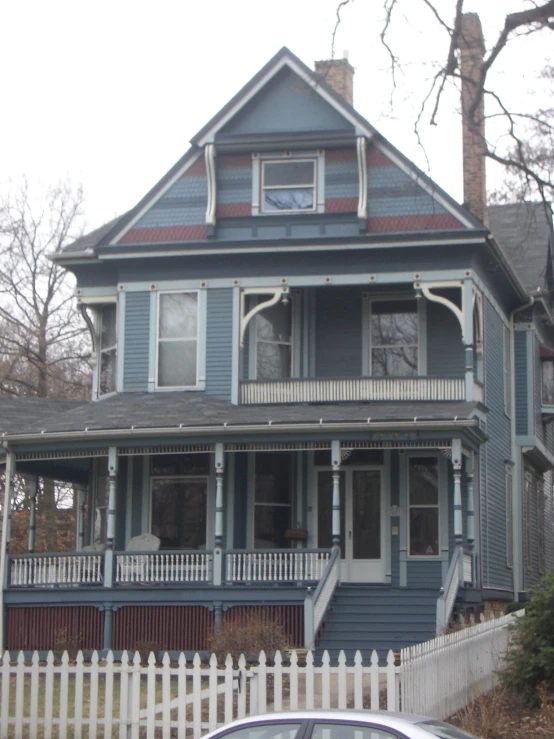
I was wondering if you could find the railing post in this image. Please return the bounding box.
[304,587,315,650]
[104,448,117,588]
[452,440,463,546]
[213,443,224,586]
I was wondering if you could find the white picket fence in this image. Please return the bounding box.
[0,610,522,738]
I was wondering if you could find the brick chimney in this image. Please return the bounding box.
[459,13,489,227]
[314,53,355,106]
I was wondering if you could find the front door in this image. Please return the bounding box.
[317,468,384,582]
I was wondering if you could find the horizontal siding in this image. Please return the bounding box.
[123,292,150,391]
[515,330,528,435]
[315,286,362,377]
[482,300,513,590]
[406,561,442,589]
[205,288,234,401]
[427,300,465,377]
[534,335,543,442]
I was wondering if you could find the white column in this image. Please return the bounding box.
[213,443,224,586]
[0,448,15,652]
[104,447,117,588]
[466,453,475,549]
[76,483,87,552]
[452,439,463,546]
[28,476,39,553]
[331,440,341,548]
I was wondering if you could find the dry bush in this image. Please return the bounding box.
[454,686,510,738]
[207,611,288,666]
[537,682,554,732]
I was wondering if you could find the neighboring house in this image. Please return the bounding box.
[0,42,553,659]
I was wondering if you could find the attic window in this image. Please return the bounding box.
[261,159,316,213]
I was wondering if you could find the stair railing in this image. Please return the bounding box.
[304,545,340,649]
[436,544,464,634]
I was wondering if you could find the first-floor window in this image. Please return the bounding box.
[542,360,554,404]
[93,459,110,545]
[408,456,439,556]
[254,452,293,548]
[98,303,117,395]
[157,291,198,388]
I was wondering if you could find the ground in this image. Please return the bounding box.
[449,686,554,738]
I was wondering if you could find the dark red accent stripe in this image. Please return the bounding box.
[366,213,465,232]
[119,224,208,244]
[112,606,214,652]
[325,197,358,213]
[367,147,394,167]
[186,158,207,176]
[326,148,357,163]
[218,154,252,169]
[222,605,303,648]
[6,606,103,651]
[216,202,251,218]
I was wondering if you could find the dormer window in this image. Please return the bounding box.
[262,159,316,213]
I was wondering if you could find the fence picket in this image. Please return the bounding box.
[0,610,522,736]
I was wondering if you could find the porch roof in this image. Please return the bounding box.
[0,392,484,443]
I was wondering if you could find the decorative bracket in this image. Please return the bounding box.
[356,136,368,220]
[205,143,217,226]
[240,287,289,347]
[414,279,482,347]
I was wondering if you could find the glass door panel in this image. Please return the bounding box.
[352,471,381,560]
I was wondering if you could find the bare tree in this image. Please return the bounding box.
[0,179,91,399]
[332,1,554,208]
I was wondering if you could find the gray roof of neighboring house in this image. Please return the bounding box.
[489,202,554,295]
[0,397,86,435]
[61,215,128,254]
[0,392,480,439]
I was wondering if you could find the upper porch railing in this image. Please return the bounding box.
[9,553,104,587]
[115,551,212,585]
[240,376,465,404]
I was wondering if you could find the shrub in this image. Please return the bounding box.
[501,568,554,705]
[207,610,288,665]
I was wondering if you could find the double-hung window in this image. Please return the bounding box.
[98,303,117,396]
[370,300,419,377]
[157,291,198,388]
[261,159,316,213]
[408,456,440,556]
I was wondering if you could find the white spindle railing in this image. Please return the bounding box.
[225,550,330,584]
[115,551,212,584]
[9,554,103,587]
[240,376,465,404]
[436,545,464,634]
[304,545,341,649]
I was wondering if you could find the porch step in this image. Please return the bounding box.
[315,585,438,664]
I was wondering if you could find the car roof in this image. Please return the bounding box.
[203,710,437,737]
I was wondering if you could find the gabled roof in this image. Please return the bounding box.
[60,48,484,257]
[490,202,554,295]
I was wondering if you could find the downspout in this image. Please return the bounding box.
[510,296,534,600]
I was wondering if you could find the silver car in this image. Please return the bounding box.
[202,711,477,739]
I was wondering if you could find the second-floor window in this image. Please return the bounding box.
[261,159,316,213]
[98,304,117,396]
[542,359,554,404]
[157,291,198,388]
[253,299,293,380]
[370,300,419,377]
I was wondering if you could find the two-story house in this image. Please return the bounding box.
[1,38,553,659]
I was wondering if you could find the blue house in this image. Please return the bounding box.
[1,45,553,659]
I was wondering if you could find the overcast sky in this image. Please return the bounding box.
[2,0,551,232]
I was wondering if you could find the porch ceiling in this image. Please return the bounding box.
[0,392,485,446]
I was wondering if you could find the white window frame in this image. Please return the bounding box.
[407,453,441,559]
[252,151,325,216]
[97,303,118,398]
[155,289,206,391]
[365,296,426,377]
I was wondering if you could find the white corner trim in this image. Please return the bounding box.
[357,136,368,219]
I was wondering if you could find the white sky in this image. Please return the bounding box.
[1,0,551,232]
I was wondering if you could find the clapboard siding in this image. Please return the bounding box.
[481,300,513,590]
[205,289,234,401]
[534,335,543,442]
[123,292,150,391]
[314,286,362,377]
[427,299,465,377]
[406,560,442,589]
[515,330,528,435]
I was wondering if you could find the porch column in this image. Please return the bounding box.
[462,279,474,402]
[0,448,15,652]
[466,453,475,550]
[331,440,341,547]
[452,439,463,546]
[27,476,39,553]
[76,483,87,552]
[213,443,224,586]
[104,447,117,588]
